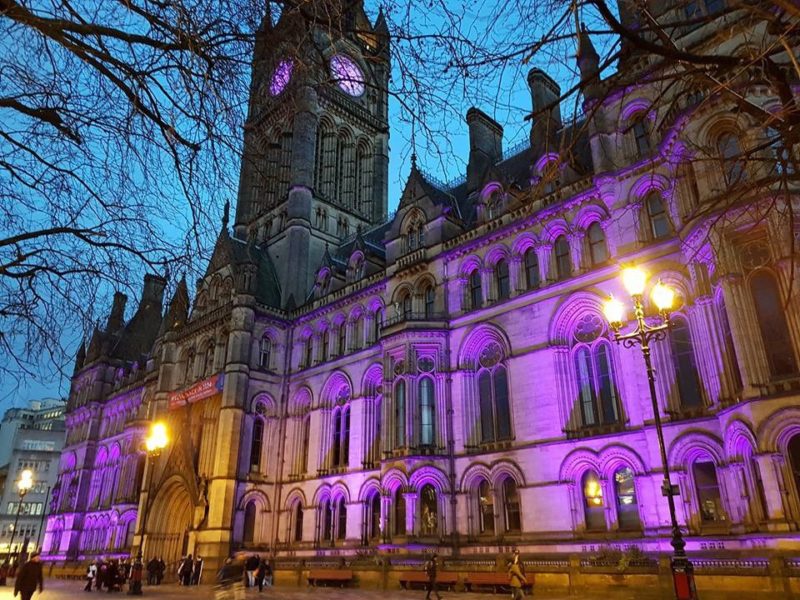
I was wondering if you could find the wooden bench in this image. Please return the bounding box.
[398,570,458,591]
[307,568,354,587]
[465,572,534,593]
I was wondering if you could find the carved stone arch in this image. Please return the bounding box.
[573,203,610,230]
[485,244,511,268]
[598,444,646,478]
[458,322,512,370]
[410,465,450,494]
[367,296,385,312]
[361,363,383,398]
[630,173,672,202]
[284,488,307,510]
[95,446,109,466]
[289,387,313,416]
[490,460,526,487]
[312,484,333,507]
[413,273,437,295]
[669,430,725,467]
[250,392,277,417]
[329,481,351,503]
[459,254,483,277]
[381,468,409,492]
[511,232,538,256]
[316,318,331,333]
[348,303,365,322]
[391,283,414,305]
[541,218,570,243]
[238,488,271,512]
[723,418,758,461]
[758,407,800,454]
[108,443,122,462]
[460,463,493,491]
[559,447,601,482]
[332,312,347,328]
[620,97,653,120]
[548,290,607,346]
[696,112,749,151]
[647,265,693,305]
[320,371,353,408]
[401,207,427,233]
[358,478,383,502]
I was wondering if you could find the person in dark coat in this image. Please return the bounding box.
[179,554,193,586]
[244,554,259,588]
[106,560,119,592]
[191,556,203,585]
[424,553,442,600]
[13,551,43,600]
[156,557,165,585]
[255,558,271,592]
[0,560,9,586]
[146,558,158,586]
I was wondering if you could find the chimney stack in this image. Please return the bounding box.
[527,69,562,154]
[466,107,504,194]
[141,274,167,307]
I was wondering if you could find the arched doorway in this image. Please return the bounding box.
[145,478,194,564]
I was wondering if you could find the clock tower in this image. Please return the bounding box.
[233,1,390,308]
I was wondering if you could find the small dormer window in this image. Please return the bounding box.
[535,154,561,195]
[631,114,651,155]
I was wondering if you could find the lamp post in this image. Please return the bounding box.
[602,267,697,600]
[6,469,33,566]
[130,421,169,595]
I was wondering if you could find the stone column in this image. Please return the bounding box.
[509,256,523,296]
[404,492,417,536]
[754,453,789,527]
[568,231,585,275]
[536,243,552,283]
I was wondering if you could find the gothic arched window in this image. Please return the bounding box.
[587,222,608,266]
[750,271,797,377]
[243,501,257,544]
[646,193,671,240]
[300,415,310,473]
[369,493,381,540]
[554,235,571,280]
[614,467,640,530]
[631,114,651,154]
[293,502,304,542]
[669,317,703,409]
[356,141,373,216]
[693,460,726,523]
[718,132,745,185]
[419,377,435,447]
[304,336,313,368]
[336,497,347,540]
[424,286,435,318]
[496,259,510,301]
[402,293,412,319]
[337,130,356,208]
[477,343,512,443]
[477,479,494,534]
[469,270,482,309]
[420,484,438,536]
[501,478,521,532]
[582,471,606,530]
[524,248,540,290]
[394,380,406,448]
[787,435,800,507]
[321,499,333,541]
[573,314,620,428]
[337,324,347,356]
[394,488,406,536]
[250,418,264,471]
[259,336,271,370]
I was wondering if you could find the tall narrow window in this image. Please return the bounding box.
[524,248,540,289]
[575,347,598,426]
[717,295,743,391]
[420,484,438,536]
[614,468,640,530]
[293,503,304,542]
[478,365,512,443]
[342,407,350,467]
[419,377,435,447]
[321,500,333,541]
[502,478,521,532]
[394,488,406,536]
[184,351,195,383]
[750,271,797,377]
[496,260,510,301]
[304,337,313,368]
[583,471,606,530]
[300,416,310,473]
[718,132,745,185]
[424,286,435,318]
[402,294,412,319]
[554,236,571,280]
[243,501,257,544]
[693,460,726,523]
[370,493,381,539]
[336,497,347,540]
[250,419,264,471]
[632,116,651,154]
[477,480,495,534]
[357,141,373,216]
[646,194,671,239]
[787,435,800,506]
[372,311,382,342]
[259,337,271,369]
[394,381,406,448]
[337,325,346,356]
[332,410,342,467]
[669,318,703,409]
[469,270,482,309]
[587,222,608,266]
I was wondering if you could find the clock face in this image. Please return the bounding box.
[330,55,365,97]
[269,59,293,96]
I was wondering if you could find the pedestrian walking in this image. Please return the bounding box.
[96,561,105,591]
[192,556,204,585]
[179,554,193,586]
[508,558,528,600]
[256,557,272,591]
[156,557,165,585]
[84,561,97,592]
[13,551,43,600]
[245,554,259,588]
[146,558,157,586]
[424,552,442,600]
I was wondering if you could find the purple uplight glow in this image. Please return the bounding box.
[330,55,365,97]
[269,59,294,96]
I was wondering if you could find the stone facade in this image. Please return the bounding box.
[43,0,800,580]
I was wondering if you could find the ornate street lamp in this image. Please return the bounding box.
[130,421,169,595]
[603,266,698,600]
[6,469,33,565]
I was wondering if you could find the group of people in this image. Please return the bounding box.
[83,558,133,592]
[177,554,204,585]
[214,554,272,599]
[243,554,273,592]
[145,557,167,585]
[423,548,530,600]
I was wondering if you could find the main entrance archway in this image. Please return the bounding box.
[145,477,194,564]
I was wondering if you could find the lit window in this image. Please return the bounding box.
[614,468,640,530]
[420,484,438,536]
[554,236,571,280]
[477,479,495,534]
[394,380,406,448]
[502,478,521,532]
[419,377,435,446]
[587,223,608,266]
[693,460,726,523]
[582,471,606,530]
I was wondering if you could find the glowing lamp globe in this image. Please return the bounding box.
[146,421,169,453]
[652,281,676,312]
[18,469,33,493]
[603,296,626,326]
[622,266,648,296]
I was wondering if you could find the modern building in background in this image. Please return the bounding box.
[0,399,65,558]
[43,0,800,582]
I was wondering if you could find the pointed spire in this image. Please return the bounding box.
[86,325,103,361]
[74,341,86,374]
[374,7,388,34]
[222,199,230,233]
[576,24,601,101]
[161,276,189,334]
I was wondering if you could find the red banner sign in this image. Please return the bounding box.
[168,373,224,410]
